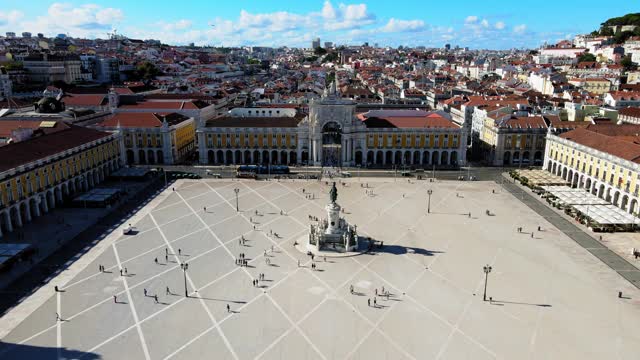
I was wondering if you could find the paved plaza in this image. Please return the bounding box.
[1,178,640,359]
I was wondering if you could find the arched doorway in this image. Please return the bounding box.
[262,150,270,164]
[253,150,261,164]
[281,151,288,165]
[422,151,429,165]
[126,150,135,165]
[208,150,215,164]
[441,151,448,166]
[355,151,363,166]
[376,151,383,165]
[235,150,242,164]
[367,151,374,165]
[450,151,458,166]
[503,151,511,165]
[157,150,164,164]
[321,122,342,166]
[147,150,155,164]
[290,151,297,164]
[413,151,420,165]
[385,151,393,165]
[244,150,252,164]
[394,151,402,165]
[138,150,146,164]
[432,151,439,165]
[301,150,309,164]
[271,150,278,164]
[534,151,543,165]
[216,150,224,164]
[403,151,411,165]
[225,150,233,165]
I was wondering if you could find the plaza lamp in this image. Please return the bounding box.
[234,188,240,212]
[483,264,492,301]
[181,263,189,297]
[427,189,433,214]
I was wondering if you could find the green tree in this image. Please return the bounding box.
[578,53,596,62]
[136,61,160,80]
[621,55,638,71]
[314,47,327,56]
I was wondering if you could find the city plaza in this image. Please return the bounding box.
[1,177,640,359]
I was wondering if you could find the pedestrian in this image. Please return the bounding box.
[227,304,230,313]
[54,285,59,292]
[368,298,371,307]
[280,210,283,215]
[204,206,206,212]
[531,233,533,238]
[56,312,60,321]
[120,269,123,276]
[178,248,182,256]
[350,285,354,294]
[155,257,158,264]
[375,288,378,296]
[324,256,326,262]
[537,226,541,231]
[165,254,168,262]
[374,297,377,307]
[172,187,175,191]
[113,295,117,303]
[124,268,128,275]
[166,286,170,295]
[154,295,158,303]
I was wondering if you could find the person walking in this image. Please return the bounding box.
[166,286,170,295]
[56,312,60,322]
[119,269,123,276]
[155,257,158,264]
[124,268,128,275]
[227,304,231,313]
[374,297,377,307]
[165,248,168,257]
[178,248,182,256]
[165,254,168,262]
[367,298,371,307]
[144,288,147,297]
[350,285,354,294]
[113,295,117,303]
[154,295,158,304]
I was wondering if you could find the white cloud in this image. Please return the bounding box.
[495,21,505,30]
[321,1,336,19]
[465,15,478,24]
[381,18,425,32]
[513,24,527,34]
[159,19,192,31]
[19,3,123,38]
[0,10,23,26]
[480,19,489,28]
[237,9,308,32]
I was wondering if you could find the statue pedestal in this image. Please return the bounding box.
[325,202,341,235]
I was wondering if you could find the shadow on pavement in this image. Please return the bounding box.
[0,343,101,360]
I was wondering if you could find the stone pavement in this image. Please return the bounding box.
[1,178,640,359]
[500,175,640,289]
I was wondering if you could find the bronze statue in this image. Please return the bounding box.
[329,182,338,203]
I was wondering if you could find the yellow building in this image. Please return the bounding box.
[0,123,121,237]
[95,112,196,165]
[544,124,640,214]
[567,78,611,95]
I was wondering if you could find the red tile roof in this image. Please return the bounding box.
[0,125,113,172]
[560,127,640,163]
[96,112,190,128]
[357,110,459,129]
[62,94,108,107]
[0,121,45,138]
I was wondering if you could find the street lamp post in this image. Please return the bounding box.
[181,263,189,297]
[234,188,240,212]
[483,264,492,301]
[427,189,433,214]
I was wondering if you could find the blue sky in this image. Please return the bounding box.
[0,1,637,49]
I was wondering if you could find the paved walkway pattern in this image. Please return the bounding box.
[1,178,640,359]
[501,178,640,288]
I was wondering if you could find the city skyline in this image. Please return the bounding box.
[0,0,636,49]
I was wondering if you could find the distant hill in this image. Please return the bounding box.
[601,13,640,27]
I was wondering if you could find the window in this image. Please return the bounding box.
[216,134,222,147]
[16,179,23,198]
[434,135,440,147]
[6,183,13,202]
[368,135,374,147]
